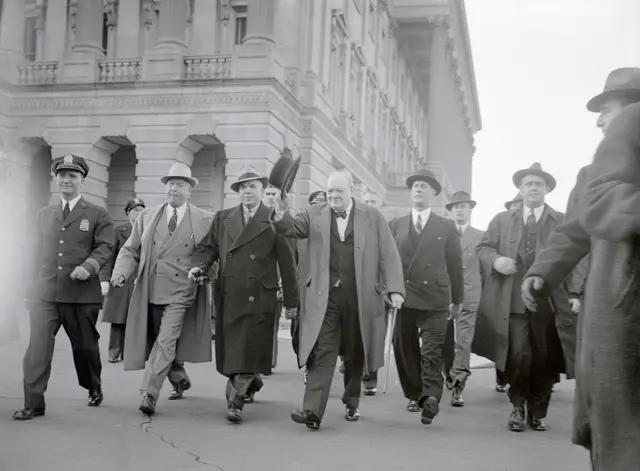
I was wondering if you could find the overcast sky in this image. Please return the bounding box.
[465,0,640,229]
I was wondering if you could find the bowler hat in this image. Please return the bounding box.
[504,193,523,210]
[269,148,301,197]
[406,169,442,195]
[160,162,198,187]
[587,68,640,112]
[445,191,477,211]
[51,154,89,178]
[308,190,326,205]
[231,165,268,193]
[512,162,556,192]
[124,198,145,214]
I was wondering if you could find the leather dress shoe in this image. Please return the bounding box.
[244,391,256,404]
[139,394,156,415]
[528,416,547,431]
[508,407,525,432]
[450,388,464,407]
[406,400,420,413]
[88,390,103,407]
[291,409,320,431]
[495,383,509,393]
[363,386,377,396]
[226,406,243,423]
[421,397,439,426]
[168,380,191,400]
[345,407,360,422]
[13,408,45,421]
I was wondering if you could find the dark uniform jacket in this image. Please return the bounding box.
[31,197,114,304]
[100,222,134,324]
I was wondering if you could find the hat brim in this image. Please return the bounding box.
[160,175,199,187]
[587,89,640,112]
[54,164,87,177]
[125,203,145,214]
[445,200,477,211]
[512,169,556,192]
[230,176,269,193]
[406,175,442,195]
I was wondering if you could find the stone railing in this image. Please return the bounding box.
[184,55,232,80]
[17,62,58,85]
[98,59,141,83]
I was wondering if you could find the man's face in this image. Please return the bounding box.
[519,175,548,208]
[165,178,192,207]
[56,170,84,199]
[128,206,144,224]
[326,174,352,211]
[239,180,264,209]
[362,192,381,209]
[262,187,279,208]
[451,202,472,224]
[410,180,435,209]
[596,98,627,134]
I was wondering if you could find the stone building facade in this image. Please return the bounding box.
[0,0,480,225]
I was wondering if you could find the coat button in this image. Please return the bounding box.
[423,281,428,284]
[59,240,64,244]
[249,296,255,302]
[58,253,63,257]
[58,266,62,270]
[61,228,65,232]
[249,254,255,260]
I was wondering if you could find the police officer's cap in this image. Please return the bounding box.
[125,198,145,214]
[51,154,89,178]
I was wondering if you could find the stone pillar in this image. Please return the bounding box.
[44,0,69,61]
[142,0,189,80]
[426,22,449,166]
[231,0,284,81]
[356,67,368,152]
[190,0,218,55]
[116,0,142,58]
[339,43,353,131]
[0,0,27,82]
[60,0,105,82]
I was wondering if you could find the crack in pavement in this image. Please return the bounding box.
[139,414,225,470]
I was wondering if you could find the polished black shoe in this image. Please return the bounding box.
[363,386,377,396]
[12,408,45,421]
[450,388,464,407]
[168,380,191,401]
[420,397,439,426]
[291,409,320,431]
[88,390,103,407]
[243,392,256,404]
[345,407,360,422]
[495,383,509,393]
[508,407,526,432]
[108,356,120,363]
[528,416,547,431]
[226,406,243,423]
[139,394,156,415]
[406,400,420,413]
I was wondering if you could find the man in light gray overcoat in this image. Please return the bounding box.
[111,163,213,415]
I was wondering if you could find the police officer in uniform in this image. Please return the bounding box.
[13,155,114,420]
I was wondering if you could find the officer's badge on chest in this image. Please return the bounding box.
[79,219,90,232]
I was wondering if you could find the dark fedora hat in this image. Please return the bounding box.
[124,198,145,214]
[406,169,442,195]
[504,193,523,210]
[231,165,269,193]
[587,68,640,112]
[445,191,477,211]
[51,154,89,178]
[512,162,556,192]
[268,147,301,197]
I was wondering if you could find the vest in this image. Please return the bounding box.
[329,210,356,291]
[510,217,540,313]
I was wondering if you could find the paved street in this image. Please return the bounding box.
[0,317,590,471]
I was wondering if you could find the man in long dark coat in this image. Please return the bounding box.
[14,155,114,420]
[189,166,298,424]
[271,170,405,430]
[473,163,576,433]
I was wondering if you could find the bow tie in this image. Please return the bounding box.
[334,210,347,219]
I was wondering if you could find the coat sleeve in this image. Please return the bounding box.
[445,222,464,305]
[270,209,311,239]
[112,212,144,281]
[192,212,220,273]
[476,214,503,275]
[377,212,405,298]
[80,207,114,276]
[581,102,640,241]
[100,229,121,282]
[275,235,299,309]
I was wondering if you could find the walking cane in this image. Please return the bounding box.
[382,306,398,394]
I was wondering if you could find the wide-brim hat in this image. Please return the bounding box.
[124,198,145,214]
[504,193,523,210]
[51,154,89,178]
[445,191,477,211]
[406,169,442,195]
[587,67,640,112]
[512,162,556,192]
[231,165,268,193]
[269,148,301,197]
[160,162,198,187]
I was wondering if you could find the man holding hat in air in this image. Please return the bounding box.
[14,154,114,420]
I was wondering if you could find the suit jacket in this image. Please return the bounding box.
[459,226,484,311]
[31,196,114,304]
[389,212,464,311]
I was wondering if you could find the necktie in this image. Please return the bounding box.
[168,208,178,235]
[457,225,463,235]
[244,209,253,224]
[526,209,536,227]
[335,210,347,219]
[62,202,70,219]
[415,214,423,233]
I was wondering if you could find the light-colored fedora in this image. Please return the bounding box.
[160,162,199,187]
[231,165,269,193]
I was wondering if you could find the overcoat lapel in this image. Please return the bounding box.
[54,203,64,225]
[396,214,411,246]
[460,229,475,253]
[228,203,270,252]
[509,211,525,261]
[63,198,88,228]
[139,205,165,276]
[408,214,442,272]
[353,203,367,301]
[223,206,243,244]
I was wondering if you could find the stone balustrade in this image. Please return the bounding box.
[17,62,58,85]
[98,60,142,83]
[183,55,232,80]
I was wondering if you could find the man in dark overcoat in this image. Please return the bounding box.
[189,166,298,424]
[14,155,114,420]
[389,169,464,427]
[271,170,405,430]
[473,163,576,433]
[100,198,145,363]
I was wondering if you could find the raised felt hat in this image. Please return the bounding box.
[51,154,89,178]
[160,162,198,187]
[231,165,268,193]
[445,191,477,211]
[406,168,442,195]
[124,198,145,214]
[511,162,556,192]
[504,193,523,210]
[587,67,640,112]
[268,148,301,197]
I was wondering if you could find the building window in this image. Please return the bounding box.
[102,13,109,52]
[234,5,247,45]
[23,16,37,62]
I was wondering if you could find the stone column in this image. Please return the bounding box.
[116,0,142,58]
[190,0,218,55]
[356,67,368,152]
[60,0,105,82]
[426,22,449,166]
[339,43,352,131]
[44,0,69,61]
[142,0,189,80]
[0,0,27,82]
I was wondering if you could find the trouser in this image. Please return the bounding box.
[226,374,264,409]
[303,284,364,421]
[23,301,102,409]
[442,309,478,390]
[362,370,378,389]
[108,323,125,359]
[393,307,448,414]
[272,301,282,369]
[496,369,508,386]
[506,312,555,419]
[141,303,191,399]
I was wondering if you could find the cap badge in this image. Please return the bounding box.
[63,154,74,165]
[79,219,90,232]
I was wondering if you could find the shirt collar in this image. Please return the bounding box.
[167,202,188,217]
[333,200,354,217]
[61,194,82,211]
[242,203,260,215]
[412,207,431,222]
[457,222,470,233]
[523,204,544,222]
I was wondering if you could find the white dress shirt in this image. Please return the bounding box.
[412,208,432,231]
[457,222,470,235]
[166,202,188,226]
[61,194,82,212]
[522,205,544,223]
[335,200,354,241]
